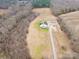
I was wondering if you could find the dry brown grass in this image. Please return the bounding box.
[27,8,72,59]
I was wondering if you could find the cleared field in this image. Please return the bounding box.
[27,8,72,59]
[27,14,53,59]
[32,8,52,15]
[59,11,79,56]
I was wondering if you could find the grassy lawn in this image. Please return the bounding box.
[34,20,48,32]
[0,52,7,59]
[27,18,52,59]
[33,44,49,59]
[27,8,54,59]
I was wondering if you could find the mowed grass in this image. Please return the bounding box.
[33,44,49,59]
[0,52,7,59]
[27,18,51,59]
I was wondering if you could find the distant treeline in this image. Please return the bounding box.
[0,0,50,8]
[0,0,17,9]
[0,0,30,9]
